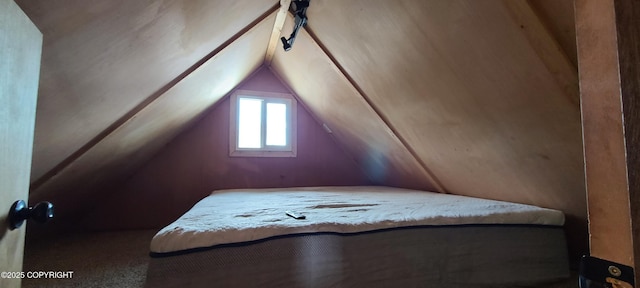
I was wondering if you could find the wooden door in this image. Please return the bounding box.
[0,0,42,287]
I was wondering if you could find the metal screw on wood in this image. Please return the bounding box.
[608,265,622,277]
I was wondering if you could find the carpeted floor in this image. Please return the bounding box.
[22,229,157,288]
[22,229,579,288]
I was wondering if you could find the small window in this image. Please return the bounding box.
[230,90,297,157]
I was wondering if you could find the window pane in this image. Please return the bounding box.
[238,98,262,148]
[266,102,287,146]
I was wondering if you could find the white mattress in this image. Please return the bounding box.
[150,186,564,253]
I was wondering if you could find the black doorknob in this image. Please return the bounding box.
[8,200,54,230]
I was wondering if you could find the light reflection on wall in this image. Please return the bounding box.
[364,148,388,185]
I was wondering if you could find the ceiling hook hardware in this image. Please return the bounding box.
[281,0,310,51]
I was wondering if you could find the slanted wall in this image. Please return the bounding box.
[83,68,370,230]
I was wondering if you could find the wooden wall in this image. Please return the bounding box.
[528,0,577,67]
[273,0,587,258]
[81,68,371,230]
[15,0,277,185]
[25,8,277,232]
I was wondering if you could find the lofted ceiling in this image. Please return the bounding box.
[15,0,583,244]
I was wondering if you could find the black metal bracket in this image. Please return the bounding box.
[580,256,635,288]
[280,0,310,51]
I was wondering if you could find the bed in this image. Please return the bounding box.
[145,186,570,287]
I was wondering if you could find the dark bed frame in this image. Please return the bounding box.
[145,224,569,287]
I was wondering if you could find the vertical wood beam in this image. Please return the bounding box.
[265,0,291,65]
[575,0,635,272]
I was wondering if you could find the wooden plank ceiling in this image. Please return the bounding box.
[16,0,583,241]
[16,0,278,188]
[272,0,585,254]
[285,0,584,217]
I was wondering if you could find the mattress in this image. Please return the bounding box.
[150,186,564,254]
[146,186,569,287]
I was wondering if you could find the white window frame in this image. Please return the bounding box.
[229,90,297,157]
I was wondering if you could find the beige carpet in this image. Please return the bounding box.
[22,229,156,288]
[22,229,578,288]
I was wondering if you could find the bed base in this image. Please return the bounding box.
[145,225,569,287]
